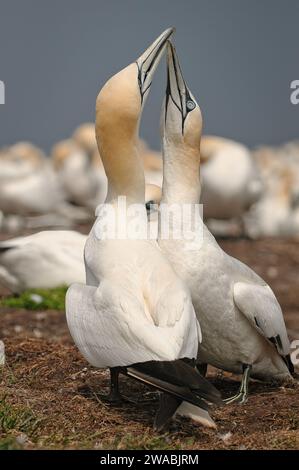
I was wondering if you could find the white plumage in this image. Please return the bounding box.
[158,42,292,397]
[0,230,86,293]
[66,29,221,429]
[200,136,263,221]
[67,237,200,368]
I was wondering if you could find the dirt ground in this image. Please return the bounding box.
[0,236,299,450]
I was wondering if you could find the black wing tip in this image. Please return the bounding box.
[127,358,223,406]
[153,394,182,432]
[284,354,295,375]
[0,246,14,253]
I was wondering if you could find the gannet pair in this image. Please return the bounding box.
[0,231,86,293]
[156,42,294,403]
[66,28,222,431]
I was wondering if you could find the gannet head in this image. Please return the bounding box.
[96,28,174,145]
[161,41,202,151]
[145,183,162,210]
[73,123,97,156]
[0,143,45,180]
[95,28,174,203]
[51,139,82,170]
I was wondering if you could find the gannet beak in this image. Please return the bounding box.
[165,40,196,133]
[136,27,175,102]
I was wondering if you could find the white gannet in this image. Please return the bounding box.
[0,231,86,293]
[200,136,263,223]
[157,41,293,403]
[74,123,110,207]
[0,143,45,187]
[245,145,299,238]
[0,143,66,216]
[73,122,98,157]
[66,28,221,430]
[52,138,101,209]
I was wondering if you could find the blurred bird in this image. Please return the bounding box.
[138,139,163,187]
[73,122,98,156]
[0,143,45,182]
[200,136,263,232]
[0,143,66,216]
[52,138,102,209]
[245,145,299,238]
[0,230,86,293]
[66,28,221,430]
[157,41,293,404]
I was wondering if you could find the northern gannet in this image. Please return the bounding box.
[73,123,98,157]
[66,28,221,430]
[0,143,45,184]
[157,41,293,403]
[244,145,299,238]
[0,231,86,293]
[52,139,101,209]
[0,143,66,216]
[200,136,263,223]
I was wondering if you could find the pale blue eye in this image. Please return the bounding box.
[186,100,196,111]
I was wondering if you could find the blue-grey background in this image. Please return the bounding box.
[0,0,298,152]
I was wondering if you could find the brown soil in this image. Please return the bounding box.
[0,237,299,450]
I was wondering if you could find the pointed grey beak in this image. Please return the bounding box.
[166,41,196,132]
[136,27,175,102]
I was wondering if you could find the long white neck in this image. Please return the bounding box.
[161,137,201,205]
[96,115,145,206]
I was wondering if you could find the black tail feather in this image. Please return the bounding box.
[154,394,182,431]
[128,359,222,404]
[284,354,295,375]
[125,365,210,410]
[0,245,14,253]
[124,358,222,409]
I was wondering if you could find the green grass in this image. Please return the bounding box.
[0,436,22,450]
[0,286,67,310]
[0,395,41,435]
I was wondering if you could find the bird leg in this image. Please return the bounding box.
[106,367,123,403]
[105,368,140,404]
[224,364,252,404]
[196,363,208,377]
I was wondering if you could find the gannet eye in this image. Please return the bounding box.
[146,200,155,212]
[186,100,196,111]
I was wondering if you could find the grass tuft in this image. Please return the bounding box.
[0,436,22,450]
[0,286,67,310]
[0,395,41,435]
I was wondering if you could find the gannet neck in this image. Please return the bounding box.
[161,139,201,205]
[95,63,145,205]
[95,28,174,206]
[98,126,145,205]
[161,41,202,206]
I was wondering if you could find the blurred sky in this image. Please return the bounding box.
[0,0,298,152]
